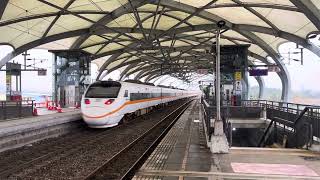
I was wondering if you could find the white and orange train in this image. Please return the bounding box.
[81,80,197,128]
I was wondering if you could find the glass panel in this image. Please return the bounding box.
[85,81,121,98]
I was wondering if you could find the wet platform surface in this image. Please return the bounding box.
[134,100,320,180]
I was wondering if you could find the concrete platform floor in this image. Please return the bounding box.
[0,109,81,152]
[134,100,320,180]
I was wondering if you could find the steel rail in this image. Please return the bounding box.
[84,99,193,179]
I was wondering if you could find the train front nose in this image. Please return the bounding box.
[81,98,124,127]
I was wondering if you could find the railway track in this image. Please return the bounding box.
[84,100,192,180]
[0,99,191,179]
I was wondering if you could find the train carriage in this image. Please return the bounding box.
[81,80,194,128]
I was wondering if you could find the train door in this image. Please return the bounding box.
[124,90,129,100]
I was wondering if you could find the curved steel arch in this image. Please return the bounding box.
[99,0,292,100]
[0,0,318,101]
[71,0,148,49]
[238,30,290,101]
[1,21,319,69]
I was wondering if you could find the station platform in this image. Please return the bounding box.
[0,108,81,152]
[134,100,320,179]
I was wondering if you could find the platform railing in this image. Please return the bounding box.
[0,100,34,120]
[202,98,320,145]
[243,100,320,140]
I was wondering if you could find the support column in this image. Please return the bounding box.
[210,21,229,154]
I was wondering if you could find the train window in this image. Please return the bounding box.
[124,90,128,97]
[85,81,121,98]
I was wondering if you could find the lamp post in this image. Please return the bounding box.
[210,20,229,153]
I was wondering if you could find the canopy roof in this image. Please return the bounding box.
[0,0,320,98]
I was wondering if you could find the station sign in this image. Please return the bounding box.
[249,69,268,76]
[235,80,242,91]
[268,66,281,72]
[6,62,21,76]
[6,74,11,95]
[234,71,242,81]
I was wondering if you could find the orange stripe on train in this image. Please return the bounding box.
[82,96,177,119]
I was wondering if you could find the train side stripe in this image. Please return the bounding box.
[82,96,179,119]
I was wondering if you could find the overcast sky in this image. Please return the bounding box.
[0,39,320,94]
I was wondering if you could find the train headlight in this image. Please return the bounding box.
[105,99,115,105]
[84,99,91,104]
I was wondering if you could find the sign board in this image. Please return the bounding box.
[38,69,47,76]
[6,62,21,76]
[6,75,11,95]
[197,69,208,75]
[249,69,268,76]
[234,71,242,81]
[268,66,281,72]
[235,80,242,91]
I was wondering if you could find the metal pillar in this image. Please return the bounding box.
[210,21,229,153]
[215,27,222,135]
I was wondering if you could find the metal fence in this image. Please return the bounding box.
[201,98,263,139]
[0,100,35,120]
[202,99,320,142]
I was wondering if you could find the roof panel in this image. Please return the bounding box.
[311,0,320,10]
[83,44,104,54]
[2,0,58,21]
[172,0,216,8]
[0,0,318,72]
[68,0,127,12]
[248,44,265,56]
[222,30,249,41]
[47,15,93,36]
[81,35,107,48]
[92,56,110,68]
[118,33,144,40]
[160,40,190,47]
[240,0,294,6]
[107,57,131,70]
[142,16,179,30]
[0,17,56,48]
[253,32,288,52]
[37,36,79,50]
[207,7,270,27]
[137,4,163,11]
[254,8,316,38]
[107,13,137,28]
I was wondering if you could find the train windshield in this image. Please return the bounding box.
[85,81,121,98]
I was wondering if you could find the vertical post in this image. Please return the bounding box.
[52,53,57,105]
[210,21,229,153]
[216,27,221,128]
[24,51,26,70]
